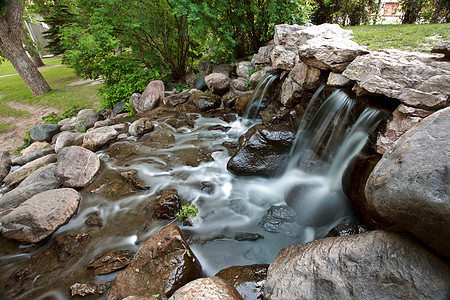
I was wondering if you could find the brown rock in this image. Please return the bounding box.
[290,60,321,91]
[271,46,296,70]
[169,277,243,300]
[154,188,182,220]
[132,80,165,113]
[56,146,100,188]
[205,73,230,96]
[88,250,135,275]
[70,282,111,297]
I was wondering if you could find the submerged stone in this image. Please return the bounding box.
[88,250,135,275]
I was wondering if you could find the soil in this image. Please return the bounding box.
[0,100,62,154]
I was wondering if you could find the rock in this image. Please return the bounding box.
[376,104,433,154]
[154,188,182,220]
[129,93,141,110]
[274,23,353,51]
[4,154,57,187]
[120,169,150,190]
[75,109,100,131]
[235,93,253,115]
[343,50,450,109]
[205,73,230,96]
[20,141,51,156]
[82,126,119,151]
[325,219,367,237]
[186,73,196,88]
[164,90,192,107]
[298,37,369,72]
[0,188,80,243]
[70,282,111,297]
[190,91,222,111]
[271,46,296,70]
[431,41,450,58]
[54,131,84,153]
[128,118,154,137]
[216,264,269,300]
[88,250,135,275]
[198,60,213,74]
[169,277,243,300]
[193,75,208,91]
[264,231,450,300]
[0,151,11,181]
[227,125,295,177]
[13,145,54,166]
[212,64,234,77]
[365,107,450,257]
[251,45,274,65]
[290,60,322,91]
[112,101,127,117]
[107,225,202,299]
[279,76,302,107]
[230,77,250,94]
[236,61,253,78]
[56,146,100,189]
[132,80,165,113]
[56,232,90,261]
[249,66,272,89]
[94,119,113,129]
[85,210,103,227]
[0,163,60,217]
[30,124,61,142]
[327,72,351,87]
[258,205,301,237]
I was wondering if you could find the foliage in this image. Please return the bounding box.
[175,203,199,223]
[42,107,81,124]
[248,65,263,78]
[399,0,450,24]
[311,0,380,26]
[172,83,190,93]
[16,131,33,153]
[0,121,11,132]
[399,0,428,24]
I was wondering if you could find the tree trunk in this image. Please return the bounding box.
[0,0,51,96]
[22,24,45,67]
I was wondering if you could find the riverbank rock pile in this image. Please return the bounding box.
[0,23,449,299]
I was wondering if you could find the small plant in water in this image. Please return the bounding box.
[175,203,199,223]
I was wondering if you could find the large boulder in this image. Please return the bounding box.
[0,163,60,217]
[132,80,165,113]
[0,188,81,243]
[227,125,295,177]
[236,61,253,78]
[82,126,119,151]
[169,277,243,300]
[290,60,322,91]
[30,124,61,142]
[205,73,230,96]
[230,77,250,94]
[343,50,450,109]
[264,230,450,299]
[365,107,450,257]
[54,131,84,153]
[12,146,54,166]
[4,154,57,187]
[271,46,296,70]
[251,45,274,65]
[0,151,11,181]
[75,109,100,131]
[190,91,222,111]
[55,146,100,189]
[107,225,202,299]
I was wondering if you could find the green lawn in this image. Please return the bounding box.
[347,23,450,52]
[0,56,63,76]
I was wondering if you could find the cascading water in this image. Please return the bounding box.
[243,73,278,120]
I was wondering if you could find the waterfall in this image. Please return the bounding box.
[243,73,278,120]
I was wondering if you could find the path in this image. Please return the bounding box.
[0,64,63,78]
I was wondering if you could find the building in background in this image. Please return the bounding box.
[378,0,401,24]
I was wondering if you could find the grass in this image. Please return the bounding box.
[0,56,63,76]
[347,23,450,52]
[0,122,12,132]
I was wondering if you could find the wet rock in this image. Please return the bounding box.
[120,169,150,190]
[70,282,111,297]
[235,92,253,115]
[216,264,269,300]
[83,126,119,151]
[0,163,60,217]
[12,145,54,166]
[279,76,302,107]
[107,224,202,299]
[343,50,450,109]
[128,118,155,137]
[327,72,351,87]
[112,101,127,116]
[271,46,296,70]
[366,107,450,257]
[89,169,137,201]
[230,77,250,94]
[227,125,295,177]
[169,276,243,300]
[194,75,208,91]
[431,41,450,58]
[88,250,135,275]
[4,154,57,187]
[290,60,322,91]
[54,131,84,153]
[30,124,61,142]
[0,151,11,181]
[325,219,367,237]
[164,90,192,107]
[56,232,90,262]
[205,73,230,96]
[75,109,100,131]
[264,231,450,300]
[0,188,80,243]
[258,205,301,237]
[154,189,182,220]
[85,211,103,227]
[212,64,234,77]
[234,232,264,241]
[376,104,433,154]
[191,91,222,111]
[252,45,274,65]
[236,61,253,78]
[166,114,197,129]
[56,146,100,189]
[249,66,272,89]
[132,80,165,113]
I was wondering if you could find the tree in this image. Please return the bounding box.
[0,0,51,96]
[399,0,428,23]
[311,0,380,26]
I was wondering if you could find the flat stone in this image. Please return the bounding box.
[13,145,54,166]
[4,154,57,187]
[88,250,135,275]
[82,126,119,151]
[169,277,243,300]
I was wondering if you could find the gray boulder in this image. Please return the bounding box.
[431,41,450,58]
[271,46,296,70]
[366,107,450,257]
[264,230,450,300]
[236,61,253,79]
[327,72,351,87]
[12,146,54,166]
[205,73,230,96]
[0,151,11,181]
[132,80,165,113]
[75,109,100,131]
[343,50,450,109]
[30,124,61,142]
[55,131,84,153]
[290,60,322,91]
[230,77,250,94]
[212,64,234,77]
[56,146,100,189]
[169,277,243,300]
[4,154,57,187]
[252,45,274,65]
[249,66,272,89]
[193,75,208,91]
[0,188,80,243]
[128,118,154,137]
[82,126,119,151]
